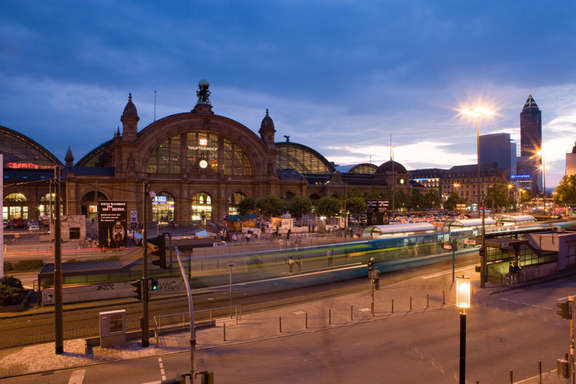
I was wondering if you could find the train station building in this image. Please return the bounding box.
[2,81,416,227]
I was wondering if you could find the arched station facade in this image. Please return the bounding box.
[2,81,416,228]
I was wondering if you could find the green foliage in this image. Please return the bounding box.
[0,277,25,306]
[409,190,426,210]
[393,190,409,209]
[256,195,285,217]
[286,196,313,219]
[555,175,576,207]
[3,259,44,272]
[237,197,257,216]
[444,192,463,211]
[315,197,342,217]
[346,196,367,215]
[423,190,442,209]
[485,184,512,211]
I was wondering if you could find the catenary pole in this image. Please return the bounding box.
[141,182,150,347]
[54,166,64,354]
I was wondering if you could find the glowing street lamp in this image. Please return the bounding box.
[458,104,495,289]
[456,276,471,384]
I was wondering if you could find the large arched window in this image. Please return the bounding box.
[38,193,62,219]
[3,193,28,221]
[191,193,212,223]
[152,192,175,224]
[228,192,247,215]
[146,132,252,176]
[276,142,333,174]
[348,163,378,174]
[81,191,108,220]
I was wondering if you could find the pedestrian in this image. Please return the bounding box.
[287,228,291,240]
[288,256,295,274]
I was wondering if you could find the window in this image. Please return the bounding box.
[276,143,332,174]
[146,132,252,176]
[152,192,175,224]
[191,193,212,222]
[3,193,29,220]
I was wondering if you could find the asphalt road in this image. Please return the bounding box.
[0,253,478,349]
[2,259,575,384]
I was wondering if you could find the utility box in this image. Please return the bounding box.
[557,358,569,378]
[99,309,126,347]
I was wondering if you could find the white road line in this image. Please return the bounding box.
[293,311,305,315]
[556,294,576,301]
[141,382,161,384]
[421,266,472,280]
[513,369,557,383]
[157,357,166,381]
[68,369,86,384]
[498,297,553,311]
[359,308,370,312]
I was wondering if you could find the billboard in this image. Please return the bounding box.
[98,201,127,248]
[366,200,389,225]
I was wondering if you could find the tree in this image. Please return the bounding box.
[286,196,313,219]
[409,190,426,210]
[485,184,511,211]
[444,192,463,211]
[237,197,256,216]
[393,190,409,210]
[423,190,442,210]
[554,175,576,207]
[315,197,342,217]
[256,195,285,218]
[346,196,367,215]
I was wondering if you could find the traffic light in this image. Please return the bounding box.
[556,301,573,320]
[367,257,375,271]
[150,234,167,269]
[150,278,159,291]
[131,279,142,301]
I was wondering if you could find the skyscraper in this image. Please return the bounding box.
[479,133,514,178]
[518,95,543,193]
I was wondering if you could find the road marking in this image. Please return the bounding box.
[513,369,557,383]
[498,297,552,311]
[421,266,472,280]
[359,308,370,312]
[556,294,576,301]
[157,357,166,381]
[68,369,86,384]
[141,382,161,384]
[293,311,305,315]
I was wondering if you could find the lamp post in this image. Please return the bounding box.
[507,184,515,212]
[456,276,471,384]
[459,106,495,288]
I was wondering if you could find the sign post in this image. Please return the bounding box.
[0,154,3,279]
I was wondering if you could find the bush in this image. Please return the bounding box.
[0,277,25,306]
[3,259,44,272]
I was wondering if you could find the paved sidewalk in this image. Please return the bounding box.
[0,267,460,379]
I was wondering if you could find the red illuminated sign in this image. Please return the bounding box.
[6,162,54,170]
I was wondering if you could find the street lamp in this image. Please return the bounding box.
[459,105,495,289]
[456,275,471,384]
[507,184,515,211]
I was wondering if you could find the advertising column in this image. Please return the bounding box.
[98,201,127,248]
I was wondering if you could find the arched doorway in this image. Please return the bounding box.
[152,192,175,225]
[81,191,108,220]
[3,193,29,224]
[38,193,62,223]
[228,192,247,216]
[191,192,212,224]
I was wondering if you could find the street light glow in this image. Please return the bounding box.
[458,106,495,119]
[456,276,471,310]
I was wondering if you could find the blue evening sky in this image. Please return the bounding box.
[1,0,575,186]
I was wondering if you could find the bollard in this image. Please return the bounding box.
[305,312,308,329]
[509,370,513,383]
[329,309,332,325]
[409,296,413,311]
[538,361,543,383]
[350,305,354,321]
[426,294,430,308]
[391,299,394,313]
[223,322,226,341]
[209,310,213,323]
[442,289,446,305]
[279,316,282,333]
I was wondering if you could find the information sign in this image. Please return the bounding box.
[98,201,127,248]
